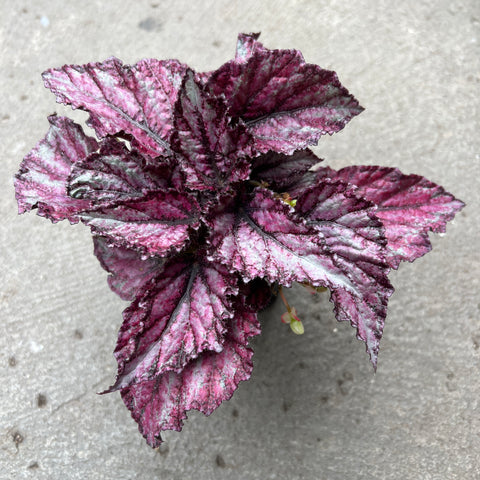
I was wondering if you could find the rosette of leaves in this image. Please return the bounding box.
[14,33,464,447]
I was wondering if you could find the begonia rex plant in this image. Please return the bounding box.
[14,33,464,447]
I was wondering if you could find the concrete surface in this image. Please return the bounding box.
[1,1,479,479]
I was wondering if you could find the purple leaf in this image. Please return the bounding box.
[93,236,164,301]
[172,71,252,191]
[251,149,322,191]
[14,115,98,223]
[15,116,199,258]
[208,187,393,365]
[108,258,239,391]
[314,166,465,268]
[82,190,200,257]
[120,307,260,447]
[296,180,387,248]
[207,43,363,154]
[43,58,188,156]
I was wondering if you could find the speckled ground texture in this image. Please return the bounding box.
[1,1,479,479]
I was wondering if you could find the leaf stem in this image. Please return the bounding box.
[278,286,292,313]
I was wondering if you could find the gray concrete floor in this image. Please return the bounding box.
[1,1,479,478]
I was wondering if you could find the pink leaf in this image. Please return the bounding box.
[172,71,252,191]
[208,187,393,365]
[120,308,260,447]
[14,115,98,223]
[207,44,363,154]
[194,32,263,84]
[82,190,200,257]
[108,258,239,391]
[315,166,465,268]
[42,57,188,156]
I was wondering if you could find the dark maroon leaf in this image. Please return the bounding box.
[14,115,98,223]
[314,166,465,268]
[285,170,325,199]
[108,258,239,392]
[93,236,164,301]
[172,71,252,191]
[251,149,322,191]
[43,57,188,156]
[68,138,171,203]
[239,278,274,312]
[208,187,393,365]
[207,43,363,154]
[120,307,260,447]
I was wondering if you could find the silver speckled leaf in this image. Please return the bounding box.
[14,115,98,223]
[108,258,238,392]
[207,35,363,154]
[120,306,260,447]
[208,187,393,365]
[313,165,465,268]
[43,57,188,156]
